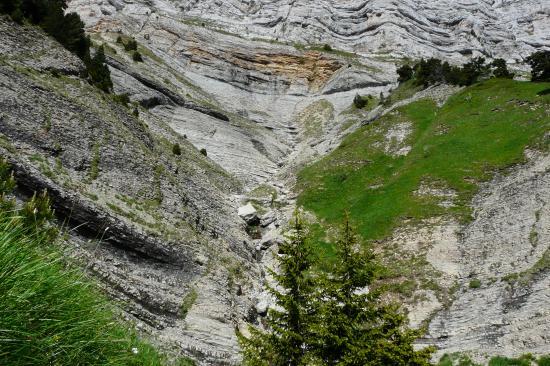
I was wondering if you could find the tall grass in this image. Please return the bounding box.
[0,159,193,365]
[0,210,170,365]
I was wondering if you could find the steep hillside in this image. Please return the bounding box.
[296,79,550,360]
[0,18,260,364]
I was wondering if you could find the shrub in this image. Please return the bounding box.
[124,39,138,51]
[488,355,531,366]
[132,51,143,62]
[469,278,481,288]
[132,108,139,117]
[116,35,123,43]
[322,43,332,52]
[397,64,413,83]
[113,93,130,106]
[86,46,113,92]
[538,356,550,366]
[526,51,550,82]
[200,148,207,156]
[172,143,182,155]
[491,58,513,79]
[353,94,368,109]
[180,288,198,319]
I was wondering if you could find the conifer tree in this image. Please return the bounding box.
[87,45,113,93]
[313,215,434,366]
[239,213,317,366]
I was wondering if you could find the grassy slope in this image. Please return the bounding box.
[0,174,194,365]
[297,79,550,258]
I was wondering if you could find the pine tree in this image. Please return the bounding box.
[86,45,113,93]
[313,215,434,366]
[491,58,513,79]
[239,214,317,366]
[526,51,550,82]
[396,64,413,83]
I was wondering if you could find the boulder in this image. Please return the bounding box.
[238,203,259,224]
[259,229,284,250]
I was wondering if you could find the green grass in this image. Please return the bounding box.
[296,79,550,258]
[488,355,532,366]
[0,163,195,365]
[503,248,550,286]
[0,212,171,365]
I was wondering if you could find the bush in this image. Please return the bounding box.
[113,93,130,106]
[200,148,207,156]
[469,278,481,288]
[526,51,550,82]
[124,39,138,51]
[491,58,514,79]
[397,64,413,83]
[322,43,332,52]
[353,94,368,109]
[116,35,123,43]
[132,51,143,62]
[172,143,182,155]
[86,45,113,92]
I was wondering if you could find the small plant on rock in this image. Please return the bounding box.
[172,143,182,156]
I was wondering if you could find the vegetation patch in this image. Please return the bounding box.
[296,79,550,296]
[296,99,334,139]
[180,288,198,320]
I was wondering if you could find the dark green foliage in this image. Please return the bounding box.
[526,51,550,82]
[538,356,550,366]
[0,0,113,92]
[113,93,131,106]
[322,43,332,52]
[491,58,513,79]
[239,214,317,366]
[86,46,113,92]
[239,214,433,366]
[116,35,123,43]
[132,108,139,117]
[132,51,144,62]
[353,94,368,109]
[312,216,433,365]
[405,57,496,88]
[124,39,138,51]
[397,64,414,83]
[172,143,182,155]
[200,148,207,156]
[488,355,532,366]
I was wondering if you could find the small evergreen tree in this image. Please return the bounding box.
[200,148,207,156]
[172,143,182,155]
[239,214,317,366]
[353,94,367,109]
[132,51,143,62]
[313,216,434,365]
[491,58,513,79]
[526,51,550,82]
[87,46,113,93]
[396,64,413,83]
[124,39,138,51]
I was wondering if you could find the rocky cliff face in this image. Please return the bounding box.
[1,0,549,363]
